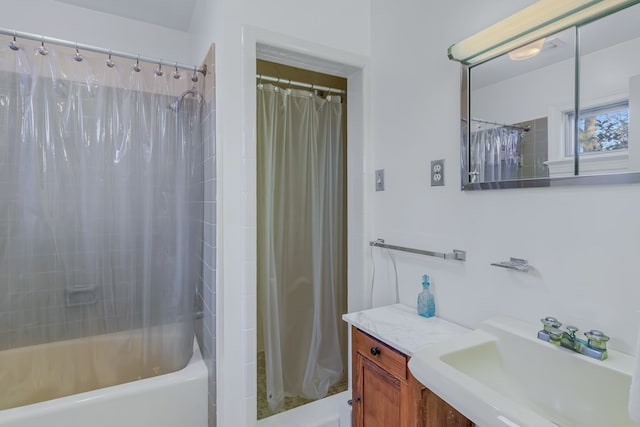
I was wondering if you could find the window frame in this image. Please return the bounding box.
[563,100,629,158]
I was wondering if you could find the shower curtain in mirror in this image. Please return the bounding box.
[0,38,203,405]
[257,84,346,412]
[469,127,521,183]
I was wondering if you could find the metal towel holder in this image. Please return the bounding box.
[490,257,529,272]
[369,239,466,261]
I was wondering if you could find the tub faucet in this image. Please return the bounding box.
[537,316,609,361]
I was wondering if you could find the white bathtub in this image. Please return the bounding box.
[0,338,208,427]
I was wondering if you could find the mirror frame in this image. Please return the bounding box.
[460,10,640,191]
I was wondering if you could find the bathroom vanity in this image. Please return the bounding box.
[343,304,473,427]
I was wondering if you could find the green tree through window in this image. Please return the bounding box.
[566,101,629,155]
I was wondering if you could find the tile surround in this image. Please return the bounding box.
[194,44,217,427]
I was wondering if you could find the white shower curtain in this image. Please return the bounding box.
[0,36,203,402]
[257,84,346,412]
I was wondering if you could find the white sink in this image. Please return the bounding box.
[408,316,640,427]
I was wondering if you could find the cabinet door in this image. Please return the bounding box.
[353,354,401,427]
[421,388,474,427]
[351,326,474,427]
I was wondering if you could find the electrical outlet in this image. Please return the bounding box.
[431,160,445,187]
[375,169,385,191]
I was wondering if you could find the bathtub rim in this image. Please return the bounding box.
[0,336,207,422]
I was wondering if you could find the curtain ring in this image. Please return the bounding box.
[106,49,115,68]
[172,62,181,79]
[191,65,198,83]
[37,36,49,56]
[73,43,83,62]
[133,54,142,72]
[155,59,164,76]
[8,30,19,51]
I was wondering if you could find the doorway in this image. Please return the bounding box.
[256,60,348,420]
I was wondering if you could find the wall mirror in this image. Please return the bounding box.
[456,1,640,190]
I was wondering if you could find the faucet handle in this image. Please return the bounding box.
[541,316,562,332]
[547,327,563,345]
[585,330,609,350]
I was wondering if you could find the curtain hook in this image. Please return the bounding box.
[37,36,48,56]
[155,59,164,76]
[172,62,181,79]
[133,54,142,72]
[106,49,115,68]
[191,65,198,83]
[257,74,263,89]
[8,30,19,51]
[73,43,83,62]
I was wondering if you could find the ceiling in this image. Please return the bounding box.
[54,0,198,32]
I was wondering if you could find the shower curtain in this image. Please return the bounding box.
[257,84,346,412]
[0,38,203,385]
[469,126,521,183]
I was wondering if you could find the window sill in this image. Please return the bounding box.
[545,152,629,177]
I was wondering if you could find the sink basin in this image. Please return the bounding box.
[408,316,639,427]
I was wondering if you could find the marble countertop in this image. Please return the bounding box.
[342,304,470,356]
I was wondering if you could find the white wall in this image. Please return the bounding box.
[0,0,195,65]
[189,1,371,426]
[370,0,640,363]
[472,57,574,128]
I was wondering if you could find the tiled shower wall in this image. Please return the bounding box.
[517,116,549,179]
[194,44,217,427]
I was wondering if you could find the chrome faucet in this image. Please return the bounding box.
[537,316,609,361]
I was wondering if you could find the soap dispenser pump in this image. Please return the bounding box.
[417,274,435,318]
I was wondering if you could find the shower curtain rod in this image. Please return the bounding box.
[464,117,531,132]
[257,73,345,95]
[0,27,206,75]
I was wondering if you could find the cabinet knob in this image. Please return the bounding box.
[370,346,381,356]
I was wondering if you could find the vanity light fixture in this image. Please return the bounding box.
[448,0,640,65]
[507,37,545,61]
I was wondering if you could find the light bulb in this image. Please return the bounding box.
[508,38,546,61]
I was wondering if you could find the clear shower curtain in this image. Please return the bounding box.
[469,127,521,183]
[257,84,346,412]
[0,38,203,404]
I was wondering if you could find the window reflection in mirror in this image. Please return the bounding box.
[468,28,575,183]
[575,2,640,176]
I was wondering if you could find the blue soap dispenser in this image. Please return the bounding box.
[417,274,435,318]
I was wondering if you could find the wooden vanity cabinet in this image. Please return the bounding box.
[351,326,473,427]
